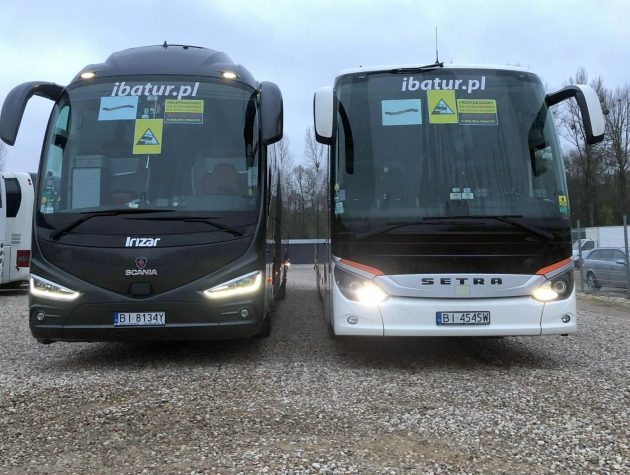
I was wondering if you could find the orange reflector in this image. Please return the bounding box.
[266,277,273,283]
[339,258,384,276]
[535,258,572,275]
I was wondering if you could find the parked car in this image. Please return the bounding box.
[572,238,596,269]
[582,247,629,290]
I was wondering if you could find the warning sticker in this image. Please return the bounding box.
[428,90,458,124]
[457,99,498,125]
[381,99,422,126]
[133,119,163,154]
[558,195,568,215]
[164,99,204,124]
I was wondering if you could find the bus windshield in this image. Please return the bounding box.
[333,69,569,232]
[39,77,260,223]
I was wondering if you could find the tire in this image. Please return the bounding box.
[327,318,337,338]
[277,269,287,300]
[277,283,286,300]
[586,272,601,290]
[255,313,271,338]
[0,281,27,290]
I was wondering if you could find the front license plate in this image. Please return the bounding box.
[114,312,166,326]
[436,311,490,325]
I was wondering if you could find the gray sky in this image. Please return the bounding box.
[1,0,628,172]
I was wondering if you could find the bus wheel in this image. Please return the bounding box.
[277,280,286,300]
[586,272,601,290]
[1,281,27,290]
[255,314,271,338]
[327,316,338,339]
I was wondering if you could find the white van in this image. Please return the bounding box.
[0,172,34,288]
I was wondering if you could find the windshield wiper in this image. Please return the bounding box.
[422,215,554,240]
[50,209,173,240]
[354,221,432,240]
[385,62,444,74]
[356,214,495,240]
[131,216,245,237]
[355,215,554,241]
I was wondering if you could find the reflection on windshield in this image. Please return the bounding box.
[39,77,260,220]
[333,69,569,232]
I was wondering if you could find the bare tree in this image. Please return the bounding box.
[283,161,320,238]
[558,68,607,226]
[304,126,328,237]
[273,136,294,193]
[602,85,630,220]
[304,126,326,173]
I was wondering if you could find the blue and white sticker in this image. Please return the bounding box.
[334,201,344,215]
[382,99,422,126]
[98,96,138,121]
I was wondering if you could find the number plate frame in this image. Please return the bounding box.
[114,312,166,326]
[436,311,490,325]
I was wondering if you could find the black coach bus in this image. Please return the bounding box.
[0,44,287,343]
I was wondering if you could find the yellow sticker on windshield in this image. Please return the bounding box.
[133,119,163,154]
[558,195,568,215]
[164,100,204,124]
[457,99,498,125]
[428,90,458,124]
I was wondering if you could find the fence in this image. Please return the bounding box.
[284,239,326,265]
[573,218,630,298]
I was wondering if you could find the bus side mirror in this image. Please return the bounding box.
[259,81,283,145]
[0,81,64,146]
[314,86,333,145]
[546,84,605,145]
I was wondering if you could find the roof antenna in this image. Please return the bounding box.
[162,41,168,49]
[435,27,440,64]
[433,27,444,67]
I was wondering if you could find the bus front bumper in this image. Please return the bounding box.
[332,284,577,337]
[29,295,265,342]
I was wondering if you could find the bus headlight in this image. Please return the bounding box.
[532,269,573,302]
[204,271,262,300]
[334,266,388,305]
[30,274,80,301]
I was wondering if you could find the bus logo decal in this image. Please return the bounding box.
[126,256,157,276]
[125,237,161,247]
[135,257,148,269]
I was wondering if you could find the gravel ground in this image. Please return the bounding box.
[0,265,628,474]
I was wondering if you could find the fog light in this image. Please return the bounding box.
[36,312,45,321]
[239,308,250,319]
[561,315,571,323]
[347,315,359,325]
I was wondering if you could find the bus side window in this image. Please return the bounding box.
[41,105,69,212]
[4,178,22,218]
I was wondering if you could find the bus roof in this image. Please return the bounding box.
[337,63,534,78]
[72,44,257,87]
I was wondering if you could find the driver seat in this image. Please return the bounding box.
[202,163,242,195]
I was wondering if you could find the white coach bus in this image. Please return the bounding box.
[313,63,604,337]
[0,172,34,288]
